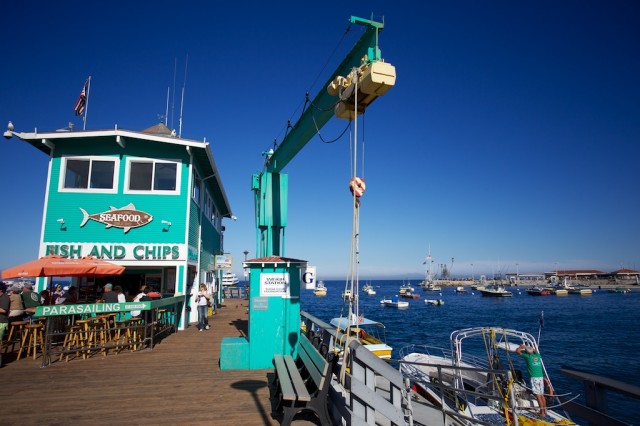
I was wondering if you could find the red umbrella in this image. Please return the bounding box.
[1,254,125,279]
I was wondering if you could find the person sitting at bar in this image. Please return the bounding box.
[20,283,41,319]
[113,285,126,303]
[130,285,147,318]
[64,286,78,304]
[40,289,53,305]
[53,284,64,304]
[100,283,119,303]
[8,286,25,321]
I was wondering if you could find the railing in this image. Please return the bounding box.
[301,311,412,426]
[222,286,247,299]
[35,296,186,367]
[560,366,640,426]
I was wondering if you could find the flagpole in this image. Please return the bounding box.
[83,76,92,130]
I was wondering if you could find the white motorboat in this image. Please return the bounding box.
[399,282,415,293]
[425,299,444,306]
[400,327,576,425]
[381,295,409,308]
[313,281,327,297]
[455,286,468,293]
[362,283,376,295]
[422,281,442,291]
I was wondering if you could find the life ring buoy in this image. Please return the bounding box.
[349,177,366,197]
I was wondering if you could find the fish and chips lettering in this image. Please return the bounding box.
[45,244,181,260]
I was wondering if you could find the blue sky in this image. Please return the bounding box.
[1,1,639,280]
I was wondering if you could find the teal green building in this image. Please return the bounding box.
[10,123,233,327]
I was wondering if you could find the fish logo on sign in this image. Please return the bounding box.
[79,203,153,233]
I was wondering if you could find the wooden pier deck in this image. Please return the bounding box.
[1,300,317,426]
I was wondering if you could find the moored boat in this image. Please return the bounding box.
[455,286,468,293]
[362,283,376,295]
[479,284,513,297]
[399,290,420,299]
[400,327,576,425]
[398,282,415,295]
[381,295,409,308]
[608,287,631,294]
[567,284,593,295]
[527,286,551,296]
[422,281,442,292]
[425,299,444,306]
[313,280,327,296]
[330,314,393,360]
[546,285,569,295]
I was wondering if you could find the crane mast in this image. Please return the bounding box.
[252,16,396,258]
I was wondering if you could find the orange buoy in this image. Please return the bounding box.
[349,177,366,197]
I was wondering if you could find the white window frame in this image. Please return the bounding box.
[58,155,119,194]
[124,157,181,195]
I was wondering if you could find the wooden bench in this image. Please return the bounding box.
[273,333,333,426]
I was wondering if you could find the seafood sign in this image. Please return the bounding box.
[80,203,153,233]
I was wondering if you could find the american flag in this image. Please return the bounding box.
[74,80,89,116]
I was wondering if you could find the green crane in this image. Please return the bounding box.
[252,15,396,257]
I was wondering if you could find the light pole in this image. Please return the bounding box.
[516,263,519,284]
[471,264,474,282]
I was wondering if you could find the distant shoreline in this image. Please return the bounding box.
[422,279,639,289]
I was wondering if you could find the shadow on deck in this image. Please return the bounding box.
[0,300,316,425]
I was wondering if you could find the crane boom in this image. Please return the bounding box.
[253,16,395,258]
[267,17,383,174]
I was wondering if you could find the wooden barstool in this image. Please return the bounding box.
[75,319,95,358]
[157,309,167,326]
[89,317,109,356]
[124,317,143,351]
[59,324,86,362]
[5,320,28,353]
[18,323,45,360]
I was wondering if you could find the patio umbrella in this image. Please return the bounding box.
[1,254,125,279]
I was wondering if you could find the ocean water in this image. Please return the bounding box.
[299,280,640,424]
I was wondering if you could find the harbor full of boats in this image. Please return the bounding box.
[299,279,639,425]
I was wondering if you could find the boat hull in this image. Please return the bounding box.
[479,290,512,297]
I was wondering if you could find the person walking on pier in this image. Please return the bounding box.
[195,284,211,331]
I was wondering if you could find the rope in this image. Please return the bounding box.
[339,70,367,386]
[503,377,515,425]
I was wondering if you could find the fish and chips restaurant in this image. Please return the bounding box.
[4,123,234,335]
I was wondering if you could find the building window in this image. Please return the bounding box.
[192,171,202,205]
[60,157,117,193]
[126,158,180,194]
[204,191,213,224]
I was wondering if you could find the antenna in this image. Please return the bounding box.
[171,58,177,130]
[178,54,189,138]
[165,87,170,126]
